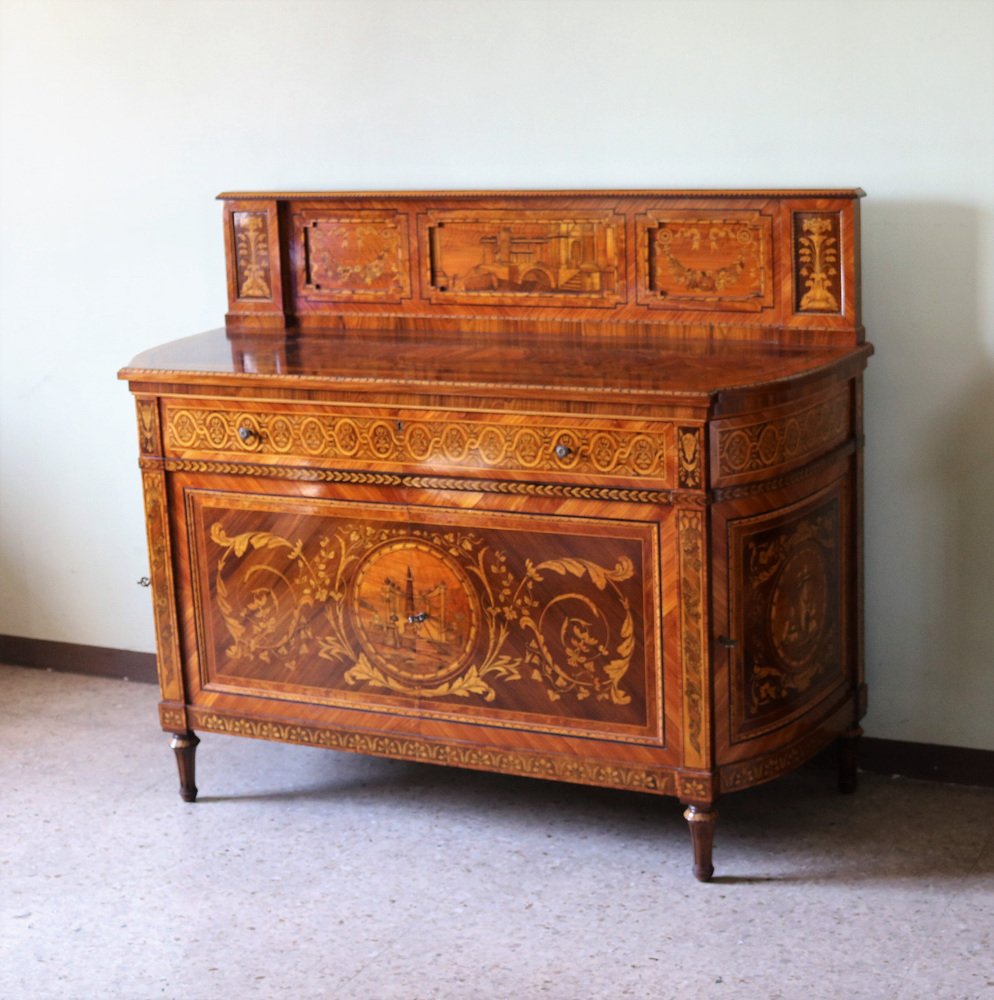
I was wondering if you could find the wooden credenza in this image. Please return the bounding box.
[120,189,871,880]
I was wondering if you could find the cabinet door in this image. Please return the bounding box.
[712,471,856,765]
[177,478,675,752]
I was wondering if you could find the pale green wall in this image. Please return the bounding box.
[1,0,992,748]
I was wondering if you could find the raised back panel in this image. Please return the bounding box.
[220,190,863,345]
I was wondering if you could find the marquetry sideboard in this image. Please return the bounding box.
[120,189,871,880]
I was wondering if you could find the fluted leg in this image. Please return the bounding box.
[170,731,200,802]
[683,804,718,882]
[838,724,863,794]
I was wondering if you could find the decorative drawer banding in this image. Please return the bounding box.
[163,405,672,483]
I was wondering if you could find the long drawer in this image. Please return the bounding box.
[161,399,678,487]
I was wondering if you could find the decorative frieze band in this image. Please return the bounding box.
[719,707,849,792]
[152,457,697,506]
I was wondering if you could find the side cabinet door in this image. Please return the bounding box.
[711,470,856,771]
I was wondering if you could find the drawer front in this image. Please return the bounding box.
[184,487,667,746]
[162,401,675,487]
[710,382,852,488]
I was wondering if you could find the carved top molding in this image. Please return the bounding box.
[219,189,866,201]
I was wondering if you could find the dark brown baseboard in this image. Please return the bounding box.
[1,634,991,787]
[854,737,993,789]
[803,737,993,790]
[0,634,157,684]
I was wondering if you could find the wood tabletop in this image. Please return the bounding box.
[121,326,871,403]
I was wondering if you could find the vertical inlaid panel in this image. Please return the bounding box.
[794,212,842,313]
[677,426,704,489]
[135,397,161,456]
[141,469,185,707]
[223,199,285,327]
[677,508,709,768]
[232,211,273,299]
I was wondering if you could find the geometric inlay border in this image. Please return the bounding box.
[151,457,701,506]
[187,711,675,794]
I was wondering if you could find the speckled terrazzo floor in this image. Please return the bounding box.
[1,663,991,1000]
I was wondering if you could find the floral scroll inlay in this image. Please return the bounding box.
[207,516,643,715]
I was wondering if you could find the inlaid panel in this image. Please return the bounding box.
[295,210,412,302]
[637,210,774,312]
[141,470,183,705]
[422,210,625,306]
[232,211,273,299]
[726,482,849,743]
[223,200,285,324]
[793,212,842,313]
[188,491,663,743]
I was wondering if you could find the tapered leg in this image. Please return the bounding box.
[683,804,718,882]
[170,731,200,802]
[838,724,863,794]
